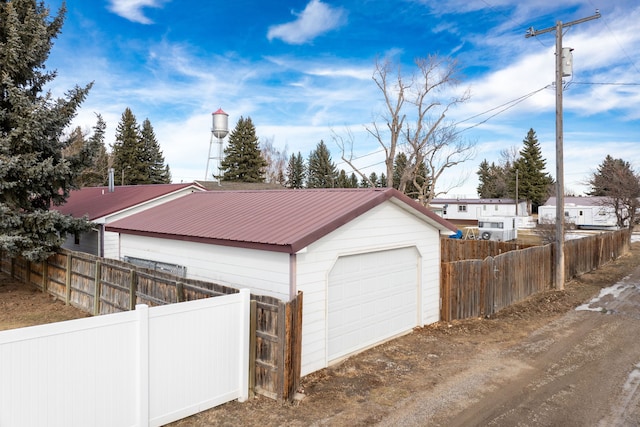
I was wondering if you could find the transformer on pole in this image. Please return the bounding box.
[205,108,229,183]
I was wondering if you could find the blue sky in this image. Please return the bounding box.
[44,0,639,196]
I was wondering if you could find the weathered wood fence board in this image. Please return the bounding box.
[0,248,302,402]
[441,239,535,263]
[252,292,302,400]
[441,229,630,322]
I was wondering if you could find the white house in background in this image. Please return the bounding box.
[105,188,458,377]
[54,183,206,257]
[429,198,529,225]
[538,196,620,229]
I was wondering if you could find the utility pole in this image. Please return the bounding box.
[526,10,601,290]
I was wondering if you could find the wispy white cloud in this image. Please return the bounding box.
[107,0,170,24]
[267,0,348,45]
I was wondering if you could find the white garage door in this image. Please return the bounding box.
[328,247,419,362]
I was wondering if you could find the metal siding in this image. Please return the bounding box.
[121,235,291,300]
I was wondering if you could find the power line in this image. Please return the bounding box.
[587,0,640,75]
[335,85,551,169]
[570,82,640,86]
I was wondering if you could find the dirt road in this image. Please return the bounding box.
[381,266,640,426]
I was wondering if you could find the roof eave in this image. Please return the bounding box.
[105,227,296,253]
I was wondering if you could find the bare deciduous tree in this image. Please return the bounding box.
[588,155,640,228]
[261,137,288,185]
[337,55,474,203]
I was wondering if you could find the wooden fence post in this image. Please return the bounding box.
[65,254,72,305]
[277,300,286,401]
[26,260,31,287]
[42,261,48,292]
[93,261,102,315]
[129,269,137,311]
[249,299,257,399]
[176,281,185,303]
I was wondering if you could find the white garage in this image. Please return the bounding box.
[328,247,419,362]
[106,188,457,376]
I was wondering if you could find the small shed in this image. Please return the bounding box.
[55,183,206,257]
[106,188,457,376]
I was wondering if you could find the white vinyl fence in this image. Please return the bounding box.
[0,289,250,427]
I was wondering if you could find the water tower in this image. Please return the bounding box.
[204,108,229,182]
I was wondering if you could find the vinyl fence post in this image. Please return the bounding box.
[136,304,150,426]
[238,289,250,403]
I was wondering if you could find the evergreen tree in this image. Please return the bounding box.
[349,173,359,188]
[369,172,379,188]
[307,140,337,188]
[67,114,110,187]
[141,118,170,184]
[335,170,349,188]
[411,161,430,202]
[379,173,387,188]
[512,129,554,213]
[84,114,110,186]
[112,108,146,185]
[476,159,493,198]
[286,152,306,189]
[392,152,428,198]
[221,116,267,182]
[393,152,407,190]
[0,1,92,261]
[112,110,170,185]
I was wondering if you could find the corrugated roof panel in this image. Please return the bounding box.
[106,188,458,253]
[55,183,204,220]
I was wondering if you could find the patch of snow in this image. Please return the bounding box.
[575,277,634,312]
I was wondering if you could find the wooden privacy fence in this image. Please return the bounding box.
[441,229,631,322]
[0,248,302,402]
[441,239,535,263]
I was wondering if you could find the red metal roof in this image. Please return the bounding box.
[55,183,205,220]
[106,188,458,253]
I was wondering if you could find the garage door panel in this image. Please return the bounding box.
[328,247,419,362]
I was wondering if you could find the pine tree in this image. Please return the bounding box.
[286,152,306,188]
[0,1,92,261]
[393,152,407,190]
[221,116,267,182]
[369,172,379,188]
[112,108,146,185]
[307,140,337,188]
[349,173,359,188]
[61,116,110,187]
[87,115,111,186]
[513,129,554,213]
[141,118,170,184]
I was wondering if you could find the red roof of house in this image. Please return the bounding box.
[106,188,458,253]
[55,183,205,220]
